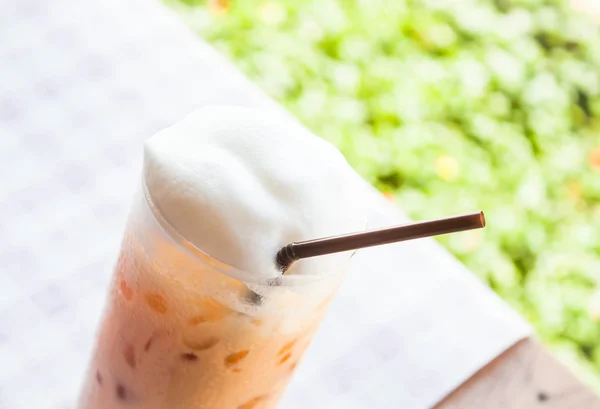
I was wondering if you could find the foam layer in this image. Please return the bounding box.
[143,106,367,279]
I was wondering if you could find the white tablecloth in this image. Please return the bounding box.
[0,0,530,408]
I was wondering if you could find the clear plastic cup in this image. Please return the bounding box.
[77,183,349,409]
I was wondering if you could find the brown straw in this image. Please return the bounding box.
[276,211,485,272]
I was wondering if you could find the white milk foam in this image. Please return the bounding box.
[143,106,367,280]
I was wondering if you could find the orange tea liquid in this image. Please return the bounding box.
[77,192,344,409]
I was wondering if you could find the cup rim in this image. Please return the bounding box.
[141,179,357,288]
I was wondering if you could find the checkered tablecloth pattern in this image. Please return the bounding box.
[0,1,530,408]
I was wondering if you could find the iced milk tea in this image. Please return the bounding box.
[77,189,345,409]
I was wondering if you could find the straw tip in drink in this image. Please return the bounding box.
[275,244,297,273]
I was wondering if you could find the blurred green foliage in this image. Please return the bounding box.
[167,0,600,387]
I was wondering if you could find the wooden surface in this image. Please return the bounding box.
[435,338,600,409]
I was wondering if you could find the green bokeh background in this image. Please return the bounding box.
[167,0,600,388]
